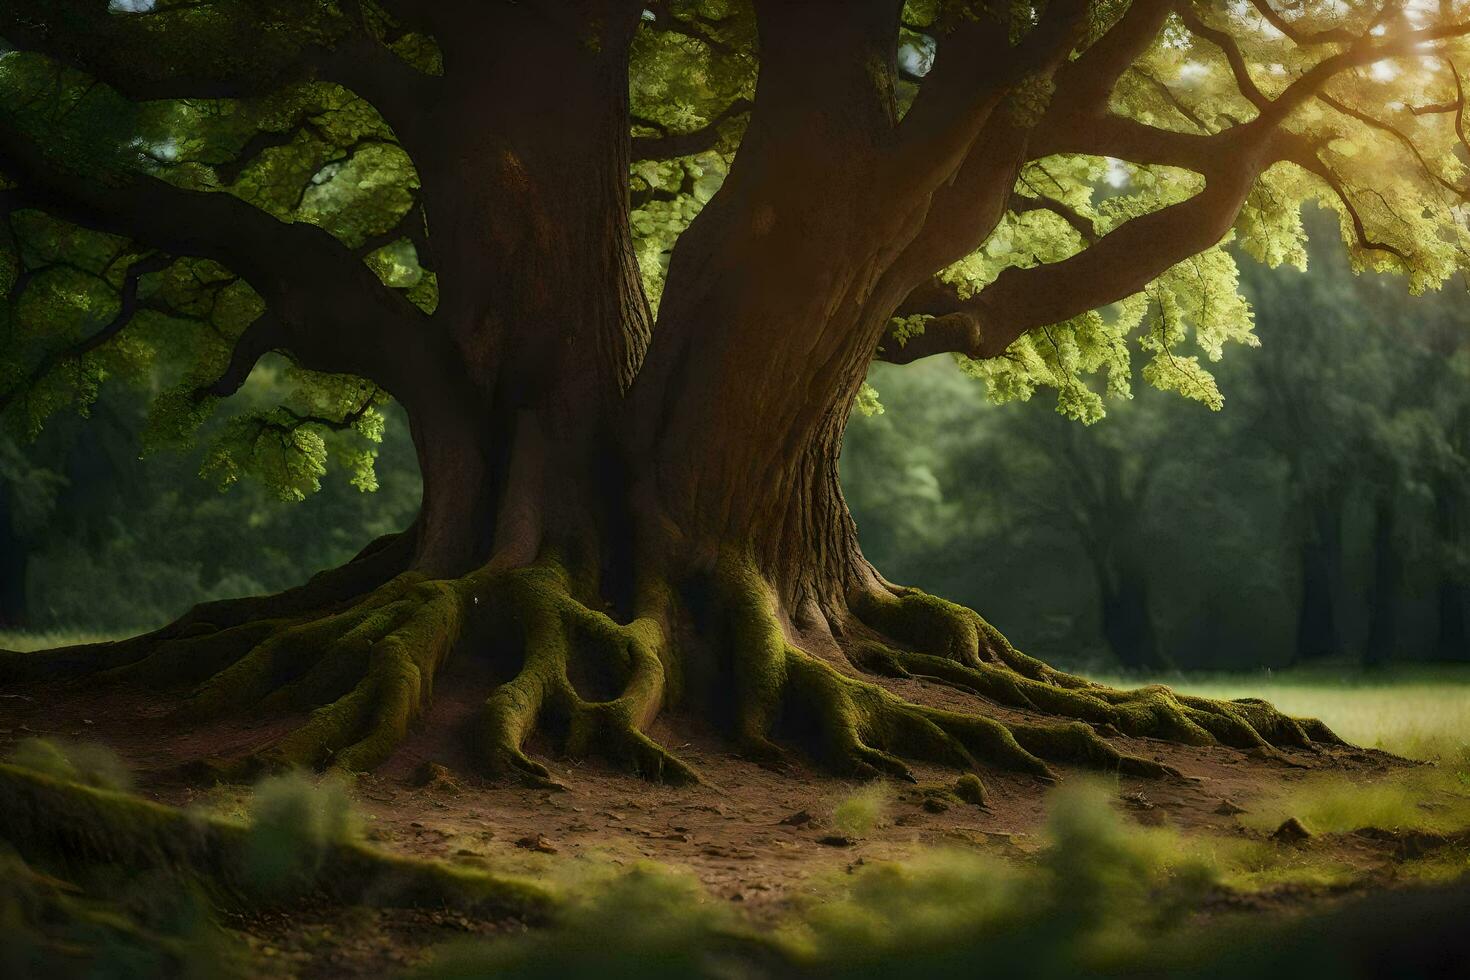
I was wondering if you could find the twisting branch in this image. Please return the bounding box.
[631,98,753,161]
[894,151,1266,362]
[1277,143,1412,260]
[1177,5,1270,111]
[1011,190,1099,243]
[1245,0,1357,45]
[195,315,289,400]
[0,113,442,404]
[0,251,175,415]
[1317,93,1468,201]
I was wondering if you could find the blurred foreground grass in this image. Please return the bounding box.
[1,721,1468,978]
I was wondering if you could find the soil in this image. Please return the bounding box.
[0,653,1446,978]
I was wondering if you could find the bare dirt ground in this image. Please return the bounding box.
[0,653,1443,978]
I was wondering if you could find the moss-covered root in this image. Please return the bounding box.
[0,534,415,687]
[113,573,472,775]
[716,562,1175,785]
[848,585,1345,754]
[478,564,698,789]
[0,762,555,918]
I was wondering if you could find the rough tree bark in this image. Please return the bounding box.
[0,0,1360,786]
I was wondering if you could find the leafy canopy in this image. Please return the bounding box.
[2,0,1469,507]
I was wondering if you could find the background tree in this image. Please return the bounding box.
[4,0,1468,784]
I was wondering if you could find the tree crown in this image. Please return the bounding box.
[3,0,1469,500]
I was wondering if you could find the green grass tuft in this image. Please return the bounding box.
[831,784,890,838]
[8,737,133,793]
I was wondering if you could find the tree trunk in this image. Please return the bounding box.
[1293,490,1344,664]
[1098,562,1169,673]
[0,478,26,629]
[1433,483,1468,662]
[0,0,1350,782]
[1362,493,1400,669]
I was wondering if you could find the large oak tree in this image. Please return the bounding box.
[2,0,1462,785]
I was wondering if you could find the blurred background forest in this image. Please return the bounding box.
[3,209,1468,673]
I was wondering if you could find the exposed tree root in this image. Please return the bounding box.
[476,564,697,788]
[1,544,1345,791]
[0,529,415,685]
[714,561,1187,785]
[3,559,697,785]
[842,581,1345,766]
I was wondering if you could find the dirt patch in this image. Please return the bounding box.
[0,659,1440,975]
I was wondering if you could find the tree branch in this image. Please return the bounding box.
[631,98,752,161]
[896,161,1263,362]
[0,115,437,403]
[1178,4,1270,112]
[1010,191,1099,243]
[0,1,437,154]
[196,315,289,399]
[893,0,1091,193]
[1276,142,1412,260]
[0,251,174,415]
[1244,0,1357,45]
[875,311,983,364]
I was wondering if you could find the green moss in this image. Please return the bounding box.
[0,763,556,918]
[8,737,133,792]
[953,773,988,807]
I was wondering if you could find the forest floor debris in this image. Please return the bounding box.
[0,664,1467,977]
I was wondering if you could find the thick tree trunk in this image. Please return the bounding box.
[395,2,652,586]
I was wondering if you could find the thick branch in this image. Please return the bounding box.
[0,120,441,404]
[631,98,752,161]
[875,312,982,364]
[0,2,436,153]
[897,160,1264,362]
[1052,0,1179,113]
[894,0,1091,193]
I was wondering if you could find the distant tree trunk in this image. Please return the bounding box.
[1294,490,1344,664]
[0,479,25,629]
[1094,549,1170,673]
[1362,494,1401,668]
[1434,483,1468,662]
